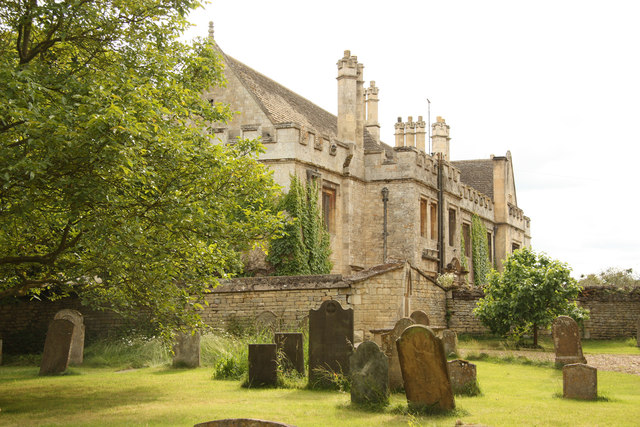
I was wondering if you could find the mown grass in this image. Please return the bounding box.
[1,359,639,426]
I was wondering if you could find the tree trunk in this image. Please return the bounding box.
[533,323,538,347]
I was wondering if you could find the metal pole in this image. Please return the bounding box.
[427,98,431,154]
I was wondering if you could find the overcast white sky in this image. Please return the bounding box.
[185,1,640,279]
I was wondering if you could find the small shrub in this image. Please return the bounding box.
[309,366,350,391]
[212,356,246,380]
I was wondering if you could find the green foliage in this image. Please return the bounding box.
[0,0,283,333]
[459,229,469,272]
[474,248,589,345]
[470,215,490,286]
[579,267,640,289]
[267,176,332,276]
[309,365,351,392]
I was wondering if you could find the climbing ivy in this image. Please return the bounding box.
[267,176,332,275]
[471,214,491,286]
[460,227,469,272]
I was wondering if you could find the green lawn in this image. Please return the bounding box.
[1,360,639,426]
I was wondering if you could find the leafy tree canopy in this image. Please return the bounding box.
[579,267,640,289]
[0,0,283,333]
[267,176,332,276]
[474,248,588,346]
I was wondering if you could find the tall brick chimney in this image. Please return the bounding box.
[431,116,451,161]
[337,50,360,147]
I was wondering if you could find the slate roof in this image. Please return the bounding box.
[451,159,494,199]
[220,47,389,152]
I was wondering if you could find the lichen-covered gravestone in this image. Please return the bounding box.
[552,316,586,365]
[255,311,278,332]
[275,332,304,374]
[248,343,278,387]
[441,330,458,357]
[563,363,597,400]
[172,331,200,368]
[409,310,430,326]
[53,309,85,365]
[350,340,389,405]
[308,300,353,387]
[381,317,415,391]
[39,318,74,375]
[447,359,478,395]
[396,325,455,411]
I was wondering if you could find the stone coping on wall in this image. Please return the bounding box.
[346,262,406,284]
[451,285,640,302]
[211,274,348,293]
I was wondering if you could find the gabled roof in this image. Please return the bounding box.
[452,159,494,199]
[218,46,389,152]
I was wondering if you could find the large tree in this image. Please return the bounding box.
[474,248,588,346]
[0,1,283,332]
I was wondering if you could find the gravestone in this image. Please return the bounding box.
[195,419,295,427]
[248,343,278,387]
[350,341,389,405]
[552,316,586,365]
[563,363,597,400]
[255,311,278,332]
[53,309,85,365]
[39,319,74,375]
[447,359,477,395]
[172,331,201,368]
[308,300,353,387]
[275,332,304,374]
[381,317,415,391]
[396,325,455,411]
[409,310,430,326]
[441,330,458,357]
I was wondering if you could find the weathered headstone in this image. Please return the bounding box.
[194,419,295,427]
[563,363,597,400]
[447,359,478,395]
[381,317,415,391]
[409,310,430,326]
[275,332,304,374]
[308,300,353,387]
[255,311,278,332]
[350,340,389,405]
[552,316,586,365]
[396,325,455,411]
[441,330,458,357]
[53,309,85,365]
[248,343,278,387]
[39,318,74,375]
[172,331,201,368]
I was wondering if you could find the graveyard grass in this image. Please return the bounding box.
[1,338,640,426]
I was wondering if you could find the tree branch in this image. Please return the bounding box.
[0,222,82,265]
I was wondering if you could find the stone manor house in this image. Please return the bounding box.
[205,31,531,284]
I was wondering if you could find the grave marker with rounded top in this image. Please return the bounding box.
[350,340,389,405]
[552,316,586,365]
[396,325,455,411]
[308,300,353,387]
[382,317,415,391]
[53,309,85,365]
[409,310,430,326]
[441,329,458,357]
[172,331,201,368]
[39,318,74,375]
[275,332,304,374]
[563,363,597,400]
[248,343,278,387]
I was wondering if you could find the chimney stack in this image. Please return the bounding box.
[337,50,362,147]
[394,117,405,147]
[416,116,426,152]
[365,81,380,143]
[405,116,416,148]
[431,116,451,161]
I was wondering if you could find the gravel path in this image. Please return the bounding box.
[460,349,640,376]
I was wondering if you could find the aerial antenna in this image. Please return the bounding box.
[427,98,431,154]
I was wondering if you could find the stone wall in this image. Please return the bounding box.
[447,287,489,334]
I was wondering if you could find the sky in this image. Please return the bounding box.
[184,1,640,278]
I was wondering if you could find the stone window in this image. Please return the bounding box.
[448,208,456,247]
[512,242,520,253]
[420,199,428,238]
[487,231,493,264]
[322,187,336,234]
[462,223,471,258]
[430,203,437,240]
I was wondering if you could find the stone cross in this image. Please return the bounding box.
[308,300,353,387]
[563,363,597,400]
[248,343,278,387]
[447,359,478,395]
[39,318,74,375]
[396,325,455,411]
[350,341,389,405]
[275,332,304,374]
[172,331,201,368]
[53,309,85,365]
[409,310,430,326]
[552,316,586,365]
[382,317,415,391]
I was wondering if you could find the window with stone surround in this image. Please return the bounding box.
[512,242,520,253]
[462,223,471,257]
[420,199,428,238]
[448,208,456,247]
[487,231,493,264]
[322,187,336,234]
[430,203,437,240]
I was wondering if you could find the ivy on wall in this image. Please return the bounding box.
[460,227,469,272]
[267,176,332,276]
[471,214,491,286]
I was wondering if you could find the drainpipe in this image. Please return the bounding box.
[437,154,445,274]
[382,187,389,263]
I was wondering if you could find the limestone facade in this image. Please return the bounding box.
[206,36,531,282]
